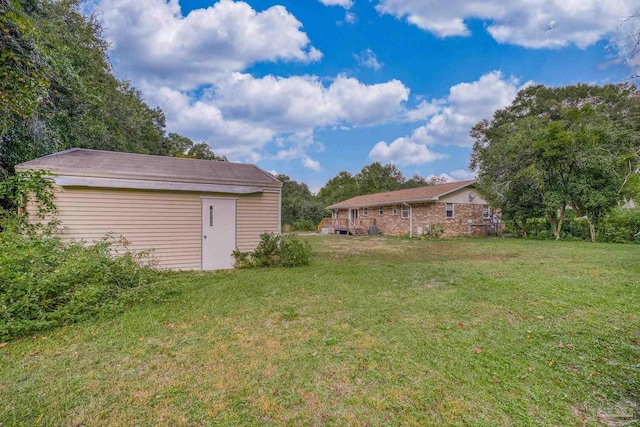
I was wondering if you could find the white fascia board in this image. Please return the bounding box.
[53,176,264,194]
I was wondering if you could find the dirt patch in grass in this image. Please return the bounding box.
[310,235,528,266]
[313,236,403,254]
[597,401,640,426]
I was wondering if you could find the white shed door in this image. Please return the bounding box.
[202,198,236,270]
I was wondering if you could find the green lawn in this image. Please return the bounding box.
[1,236,639,426]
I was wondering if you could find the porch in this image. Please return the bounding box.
[318,218,377,236]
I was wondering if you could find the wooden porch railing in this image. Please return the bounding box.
[318,217,376,234]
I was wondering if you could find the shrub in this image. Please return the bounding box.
[597,207,640,243]
[0,170,58,236]
[291,219,318,232]
[419,223,444,239]
[280,235,312,266]
[233,232,311,268]
[231,249,253,269]
[504,207,640,242]
[0,224,165,341]
[252,231,282,267]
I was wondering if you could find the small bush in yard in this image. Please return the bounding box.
[252,231,282,267]
[280,235,311,266]
[233,232,311,268]
[0,224,164,341]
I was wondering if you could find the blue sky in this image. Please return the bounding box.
[87,0,639,192]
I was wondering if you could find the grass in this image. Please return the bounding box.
[1,236,639,426]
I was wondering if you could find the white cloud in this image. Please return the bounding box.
[93,0,321,90]
[213,73,410,129]
[427,170,475,183]
[375,0,638,51]
[318,0,356,24]
[427,169,477,182]
[141,83,274,162]
[319,0,353,8]
[610,11,640,74]
[354,48,383,70]
[448,169,476,181]
[344,12,357,24]
[411,71,525,147]
[302,157,322,171]
[142,73,412,163]
[403,100,442,122]
[327,76,410,126]
[369,71,525,165]
[369,138,448,165]
[272,130,323,170]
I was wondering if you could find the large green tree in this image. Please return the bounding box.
[470,83,640,241]
[402,174,429,188]
[0,0,222,178]
[165,133,227,161]
[278,174,325,228]
[317,171,359,206]
[318,164,433,207]
[355,162,405,194]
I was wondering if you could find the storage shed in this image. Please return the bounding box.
[16,148,282,270]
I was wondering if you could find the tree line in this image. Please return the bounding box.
[0,0,225,182]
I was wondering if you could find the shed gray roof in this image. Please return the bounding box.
[16,148,282,187]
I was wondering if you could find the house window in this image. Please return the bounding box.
[482,205,490,220]
[332,210,337,219]
[392,205,398,215]
[363,207,369,216]
[401,204,409,218]
[446,203,454,218]
[378,206,384,215]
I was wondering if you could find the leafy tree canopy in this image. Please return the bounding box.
[470,83,640,241]
[166,134,227,161]
[355,162,405,195]
[277,174,325,228]
[317,171,360,207]
[317,163,436,207]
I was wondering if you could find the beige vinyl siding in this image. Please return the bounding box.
[236,191,280,251]
[439,188,488,205]
[51,187,200,270]
[43,185,280,270]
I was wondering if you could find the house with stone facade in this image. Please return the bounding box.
[321,180,496,237]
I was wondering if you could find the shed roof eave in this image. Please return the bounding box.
[52,176,268,194]
[16,165,282,189]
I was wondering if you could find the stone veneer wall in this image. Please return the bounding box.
[335,202,491,237]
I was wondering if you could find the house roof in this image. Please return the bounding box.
[326,180,477,209]
[15,148,282,187]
